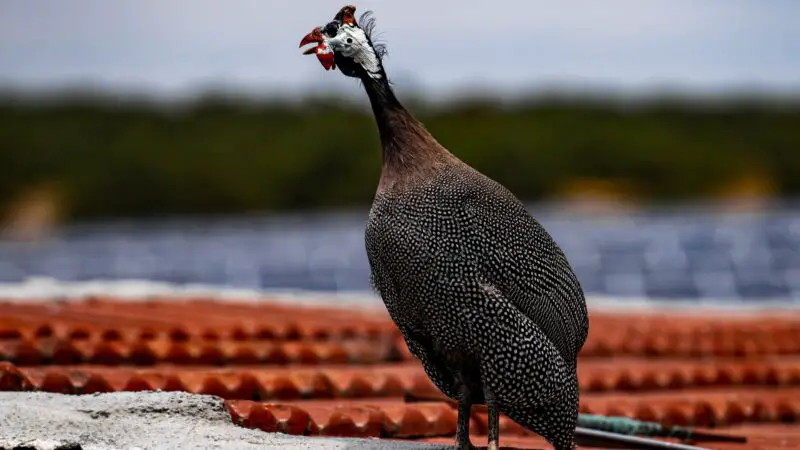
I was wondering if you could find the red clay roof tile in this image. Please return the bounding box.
[0,361,31,391]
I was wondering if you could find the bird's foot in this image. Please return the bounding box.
[455,442,476,450]
[486,440,499,450]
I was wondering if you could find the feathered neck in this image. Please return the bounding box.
[360,72,452,185]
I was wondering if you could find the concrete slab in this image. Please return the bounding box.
[0,391,450,450]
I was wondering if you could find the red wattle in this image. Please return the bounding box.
[316,44,335,71]
[317,50,335,71]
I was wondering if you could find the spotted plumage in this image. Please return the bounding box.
[367,153,588,450]
[300,6,589,450]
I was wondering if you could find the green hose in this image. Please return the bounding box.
[577,413,747,443]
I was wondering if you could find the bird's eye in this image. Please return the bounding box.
[346,38,353,44]
[322,22,338,37]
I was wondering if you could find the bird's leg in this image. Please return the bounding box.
[483,384,500,450]
[456,383,475,450]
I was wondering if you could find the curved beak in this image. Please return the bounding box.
[299,27,324,50]
[299,27,336,71]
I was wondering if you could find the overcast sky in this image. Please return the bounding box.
[1,0,798,99]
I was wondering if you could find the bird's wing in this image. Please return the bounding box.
[365,206,460,399]
[454,168,590,362]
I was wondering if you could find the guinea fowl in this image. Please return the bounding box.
[299,6,725,450]
[299,6,587,450]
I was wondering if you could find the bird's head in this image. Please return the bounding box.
[299,5,387,80]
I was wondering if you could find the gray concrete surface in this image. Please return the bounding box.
[0,391,450,450]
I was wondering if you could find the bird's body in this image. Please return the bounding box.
[365,107,588,449]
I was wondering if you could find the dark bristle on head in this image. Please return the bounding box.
[359,10,388,59]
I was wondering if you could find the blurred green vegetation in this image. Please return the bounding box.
[0,92,798,220]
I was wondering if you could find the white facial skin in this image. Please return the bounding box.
[327,25,383,79]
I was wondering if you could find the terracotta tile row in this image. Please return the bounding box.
[4,358,799,400]
[0,296,387,322]
[0,321,394,343]
[7,298,797,333]
[6,330,796,380]
[591,310,800,327]
[576,357,800,391]
[1,328,793,362]
[2,298,798,345]
[0,299,398,341]
[224,389,800,440]
[578,388,800,428]
[5,364,423,400]
[0,336,401,366]
[227,399,457,438]
[578,329,800,358]
[2,322,797,360]
[420,387,800,430]
[62,297,397,338]
[585,339,799,359]
[5,362,800,425]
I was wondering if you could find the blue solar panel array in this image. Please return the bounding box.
[2,208,800,301]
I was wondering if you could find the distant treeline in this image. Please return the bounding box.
[1,92,798,220]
